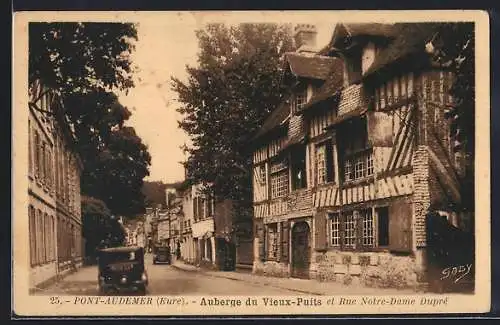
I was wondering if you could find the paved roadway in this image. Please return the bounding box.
[39,254,294,296]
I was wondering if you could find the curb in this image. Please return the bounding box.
[171,263,323,295]
[170,263,202,273]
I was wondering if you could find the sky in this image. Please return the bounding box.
[117,12,336,184]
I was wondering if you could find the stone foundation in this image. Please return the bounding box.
[312,251,422,290]
[253,260,289,278]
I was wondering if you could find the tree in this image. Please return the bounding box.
[428,23,475,211]
[142,181,168,208]
[81,195,126,263]
[172,23,294,236]
[82,126,151,217]
[29,23,152,217]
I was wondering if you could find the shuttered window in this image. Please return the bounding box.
[314,211,327,251]
[315,140,334,185]
[388,198,412,252]
[34,132,40,179]
[28,121,33,176]
[280,221,289,262]
[266,224,278,260]
[327,209,378,251]
[29,206,36,266]
[255,220,265,261]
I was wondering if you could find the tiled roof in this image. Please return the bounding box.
[298,62,344,113]
[253,54,343,141]
[252,101,290,141]
[322,22,443,77]
[363,23,443,77]
[325,107,368,130]
[285,53,339,80]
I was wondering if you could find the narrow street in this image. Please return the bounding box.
[36,254,296,296]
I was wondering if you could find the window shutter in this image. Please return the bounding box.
[326,141,334,182]
[354,210,364,251]
[314,211,327,251]
[280,221,289,262]
[389,197,412,252]
[255,219,266,261]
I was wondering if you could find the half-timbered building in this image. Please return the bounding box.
[252,23,471,289]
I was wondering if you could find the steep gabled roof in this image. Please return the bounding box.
[320,23,396,55]
[321,22,444,78]
[363,23,443,77]
[252,101,290,142]
[253,53,342,143]
[298,62,344,114]
[285,52,339,80]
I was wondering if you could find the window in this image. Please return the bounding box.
[343,150,374,182]
[28,121,32,176]
[344,160,352,181]
[291,89,308,113]
[206,196,214,217]
[376,207,389,246]
[362,209,374,247]
[266,224,278,260]
[291,146,307,190]
[271,170,288,198]
[270,160,288,198]
[329,209,376,250]
[29,206,36,266]
[340,119,373,182]
[34,132,40,179]
[329,213,340,247]
[315,140,334,186]
[344,212,356,248]
[41,142,46,185]
[258,165,266,185]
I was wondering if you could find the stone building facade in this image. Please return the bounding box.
[28,80,84,289]
[251,23,471,289]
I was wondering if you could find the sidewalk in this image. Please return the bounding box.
[171,260,418,295]
[32,265,99,295]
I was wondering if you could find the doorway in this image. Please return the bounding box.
[291,221,311,279]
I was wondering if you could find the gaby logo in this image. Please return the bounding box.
[441,264,473,283]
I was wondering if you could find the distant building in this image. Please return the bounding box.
[28,79,84,289]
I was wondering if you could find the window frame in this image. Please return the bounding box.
[290,145,307,191]
[327,208,379,251]
[270,159,289,199]
[258,164,267,185]
[343,148,374,183]
[315,139,334,186]
[291,89,308,114]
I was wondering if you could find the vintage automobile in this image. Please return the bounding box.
[153,245,171,265]
[97,246,148,295]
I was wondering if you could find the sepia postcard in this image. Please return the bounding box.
[12,10,491,317]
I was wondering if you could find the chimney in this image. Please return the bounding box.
[294,24,317,53]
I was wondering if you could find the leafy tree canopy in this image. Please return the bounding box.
[142,180,168,208]
[81,195,126,259]
[428,22,474,210]
[29,22,151,217]
[172,23,294,235]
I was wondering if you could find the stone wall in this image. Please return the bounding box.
[412,145,431,248]
[253,260,290,278]
[312,251,421,290]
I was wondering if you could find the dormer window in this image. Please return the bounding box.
[361,42,377,75]
[291,89,308,114]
